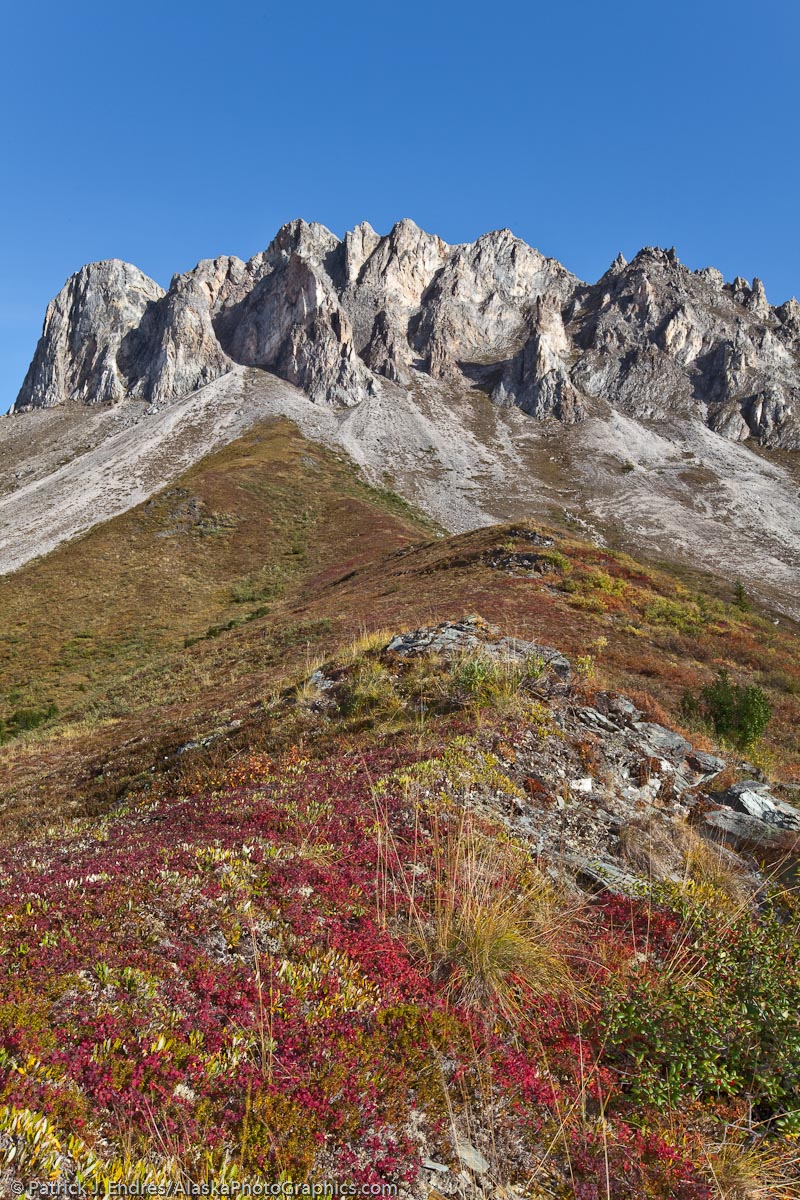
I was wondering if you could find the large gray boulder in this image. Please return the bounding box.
[703,780,800,852]
[722,780,800,830]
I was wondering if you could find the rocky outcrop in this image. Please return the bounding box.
[385,617,572,692]
[413,229,578,380]
[13,221,800,449]
[337,218,449,384]
[119,258,239,404]
[570,247,800,446]
[302,617,798,894]
[15,261,165,410]
[703,779,800,852]
[339,218,448,347]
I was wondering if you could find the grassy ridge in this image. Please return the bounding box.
[0,417,438,723]
[1,423,799,838]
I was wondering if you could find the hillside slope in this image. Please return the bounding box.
[2,537,800,1194]
[2,414,800,1192]
[2,367,800,620]
[0,415,436,775]
[2,417,799,838]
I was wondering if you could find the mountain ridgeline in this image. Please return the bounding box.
[14,218,800,449]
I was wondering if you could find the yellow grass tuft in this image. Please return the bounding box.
[408,810,579,1019]
[338,626,396,665]
[619,816,753,909]
[703,1133,800,1199]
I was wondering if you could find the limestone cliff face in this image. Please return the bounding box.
[15,261,165,409]
[337,218,449,384]
[413,229,578,382]
[13,221,800,449]
[214,221,376,407]
[492,296,583,421]
[119,257,240,404]
[569,248,800,446]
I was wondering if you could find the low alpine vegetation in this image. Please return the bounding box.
[2,513,800,1194]
[3,631,799,1196]
[0,701,58,743]
[681,668,772,750]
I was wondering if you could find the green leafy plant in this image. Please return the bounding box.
[605,900,800,1132]
[644,596,704,634]
[338,659,406,727]
[681,669,771,750]
[446,651,529,713]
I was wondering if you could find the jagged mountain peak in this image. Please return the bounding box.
[264,218,339,264]
[11,220,800,450]
[341,221,382,283]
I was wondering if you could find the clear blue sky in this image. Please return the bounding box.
[1,0,798,410]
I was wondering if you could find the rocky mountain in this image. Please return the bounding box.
[14,218,800,448]
[3,226,800,1194]
[3,219,800,620]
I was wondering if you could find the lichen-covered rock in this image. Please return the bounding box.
[384,617,571,690]
[721,780,800,830]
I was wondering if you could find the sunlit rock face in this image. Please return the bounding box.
[13,221,800,449]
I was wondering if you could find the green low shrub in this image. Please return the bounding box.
[606,900,800,1132]
[681,668,771,750]
[645,596,704,634]
[0,702,58,743]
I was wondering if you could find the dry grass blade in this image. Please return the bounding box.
[619,815,754,908]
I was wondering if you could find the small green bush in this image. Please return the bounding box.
[447,653,527,712]
[338,660,406,726]
[584,570,627,596]
[645,596,704,634]
[681,669,771,749]
[230,565,287,604]
[606,900,800,1132]
[449,656,499,694]
[0,702,58,743]
[537,549,571,574]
